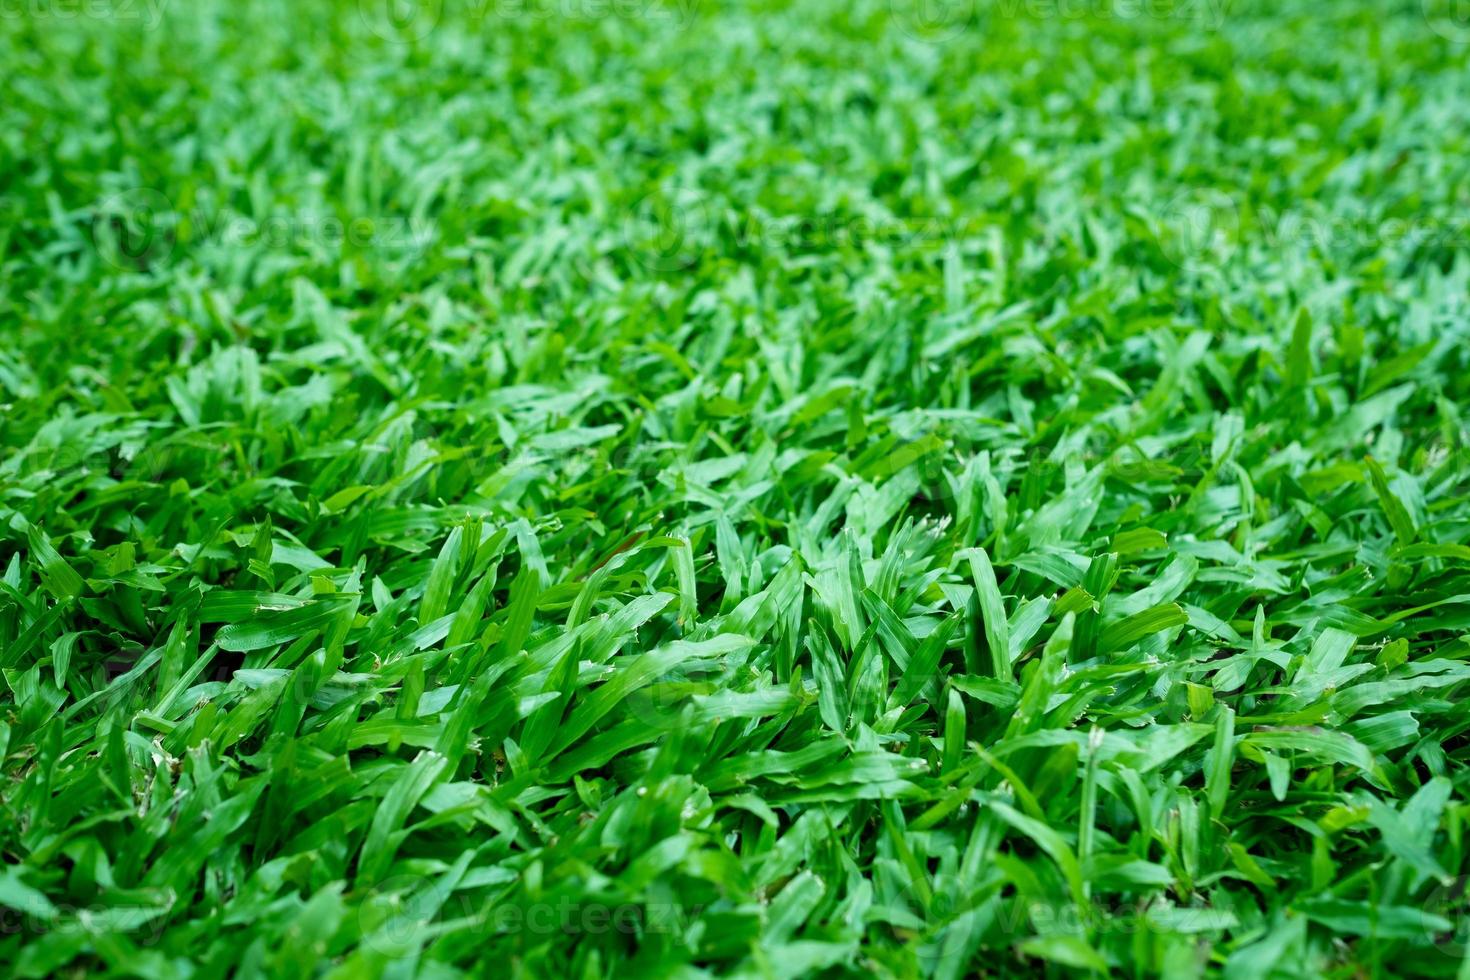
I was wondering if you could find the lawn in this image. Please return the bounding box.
[4,0,1470,975]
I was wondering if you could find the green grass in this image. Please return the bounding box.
[5,0,1470,976]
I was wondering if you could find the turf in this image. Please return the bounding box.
[5,0,1470,976]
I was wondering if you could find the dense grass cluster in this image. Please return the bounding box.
[6,0,1470,975]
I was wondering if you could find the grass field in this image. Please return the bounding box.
[6,0,1470,975]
